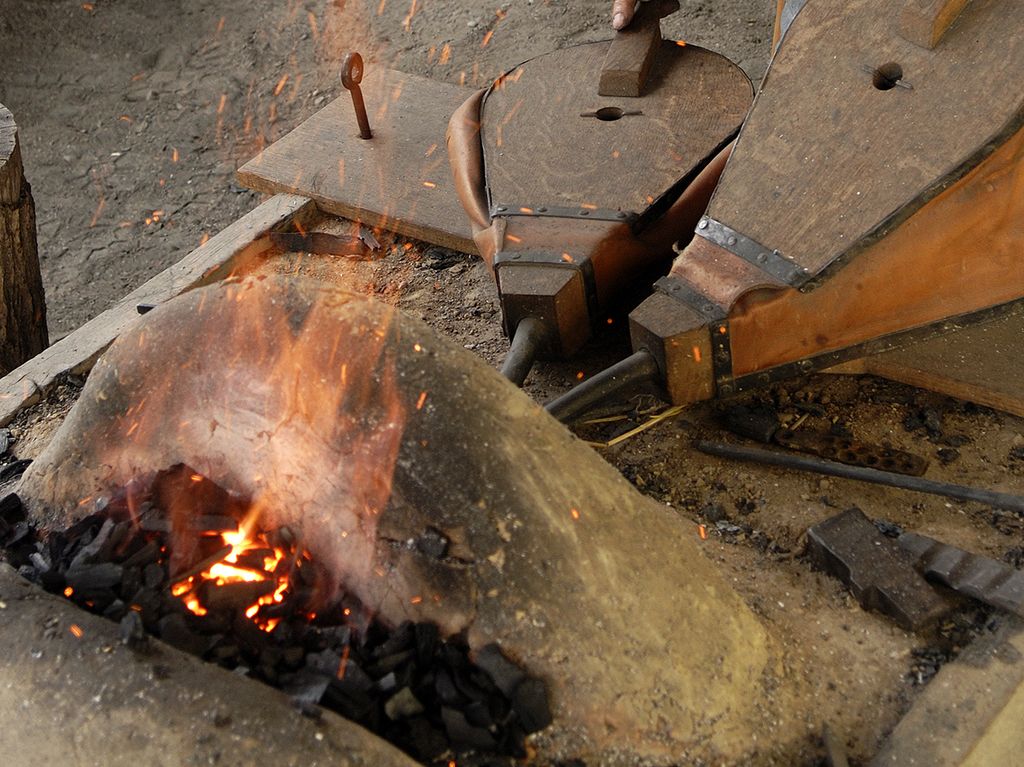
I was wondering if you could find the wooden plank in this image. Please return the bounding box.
[236,70,477,254]
[483,41,751,214]
[856,311,1024,418]
[0,193,315,425]
[598,0,678,97]
[706,0,1024,278]
[899,0,971,49]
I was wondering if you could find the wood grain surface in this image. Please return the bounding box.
[237,69,476,253]
[707,0,1023,277]
[481,40,751,215]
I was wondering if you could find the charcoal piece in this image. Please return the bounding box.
[234,548,274,570]
[158,613,210,656]
[306,649,343,677]
[283,668,331,705]
[452,667,488,703]
[0,492,24,523]
[464,699,495,729]
[439,640,470,671]
[368,649,414,677]
[122,539,160,568]
[64,512,105,543]
[231,613,273,655]
[376,620,414,657]
[200,579,275,612]
[384,687,425,720]
[69,517,117,570]
[442,707,498,751]
[139,512,171,534]
[512,678,552,734]
[65,562,123,591]
[282,645,305,668]
[723,404,779,444]
[29,551,50,573]
[500,722,529,759]
[414,527,450,559]
[405,716,449,760]
[414,622,438,664]
[143,562,165,589]
[121,566,143,598]
[474,643,526,698]
[0,458,31,482]
[377,671,398,693]
[322,679,375,721]
[0,428,10,455]
[435,667,463,706]
[103,600,128,620]
[120,610,147,648]
[259,645,283,668]
[319,625,352,650]
[128,588,163,631]
[38,569,65,593]
[78,588,118,612]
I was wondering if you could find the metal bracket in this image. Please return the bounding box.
[491,203,638,225]
[653,276,727,322]
[711,321,735,396]
[696,217,811,288]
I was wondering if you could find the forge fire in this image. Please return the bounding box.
[2,463,551,767]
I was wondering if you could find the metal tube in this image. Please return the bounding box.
[500,317,548,386]
[544,350,661,423]
[694,440,1024,513]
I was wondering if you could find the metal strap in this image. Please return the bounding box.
[491,203,637,225]
[696,217,811,288]
[653,276,727,322]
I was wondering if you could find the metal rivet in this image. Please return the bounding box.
[727,236,737,246]
[579,210,590,216]
[537,207,547,213]
[720,383,734,395]
[496,205,507,213]
[616,211,627,219]
[698,219,708,229]
[703,304,715,313]
[758,373,771,384]
[757,253,768,263]
[511,253,521,260]
[799,360,813,371]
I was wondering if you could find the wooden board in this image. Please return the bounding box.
[237,70,477,253]
[482,40,751,215]
[852,310,1024,418]
[0,194,316,426]
[707,0,1024,278]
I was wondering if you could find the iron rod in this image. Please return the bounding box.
[500,317,548,387]
[545,350,661,423]
[695,440,1024,513]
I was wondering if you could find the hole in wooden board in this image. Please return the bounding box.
[872,62,903,91]
[594,106,625,121]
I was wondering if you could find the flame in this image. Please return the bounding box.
[171,520,292,632]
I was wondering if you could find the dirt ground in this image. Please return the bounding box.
[3,1,1024,766]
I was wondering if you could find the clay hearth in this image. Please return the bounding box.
[19,276,771,764]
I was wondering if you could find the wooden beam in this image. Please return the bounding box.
[598,0,679,97]
[0,193,316,426]
[898,0,971,49]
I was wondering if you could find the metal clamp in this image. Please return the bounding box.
[696,217,811,288]
[490,203,638,225]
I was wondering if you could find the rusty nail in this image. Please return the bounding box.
[341,52,372,140]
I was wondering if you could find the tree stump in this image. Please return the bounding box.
[0,103,48,373]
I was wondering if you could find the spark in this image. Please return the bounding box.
[576,371,585,381]
[171,147,179,162]
[692,346,702,363]
[216,16,226,34]
[81,3,94,11]
[89,196,106,228]
[217,94,227,115]
[402,0,418,31]
[698,524,707,540]
[199,232,210,246]
[118,115,133,124]
[570,508,580,521]
[422,180,436,188]
[424,143,438,157]
[506,234,522,243]
[306,11,319,40]
[410,595,423,604]
[69,624,84,638]
[416,391,428,410]
[413,343,423,352]
[481,29,494,48]
[439,44,452,65]
[273,74,289,97]
[64,587,74,597]
[561,253,574,263]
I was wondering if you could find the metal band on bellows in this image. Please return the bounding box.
[491,203,638,225]
[653,276,727,322]
[696,217,811,288]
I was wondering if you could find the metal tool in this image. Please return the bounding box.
[805,508,953,631]
[694,440,1024,514]
[341,52,372,140]
[899,532,1024,617]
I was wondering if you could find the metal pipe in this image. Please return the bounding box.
[545,350,661,423]
[694,440,1024,513]
[500,317,548,386]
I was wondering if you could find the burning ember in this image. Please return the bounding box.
[2,465,552,766]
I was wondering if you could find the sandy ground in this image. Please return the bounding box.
[3,1,1024,765]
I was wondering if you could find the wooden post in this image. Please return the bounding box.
[0,103,48,374]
